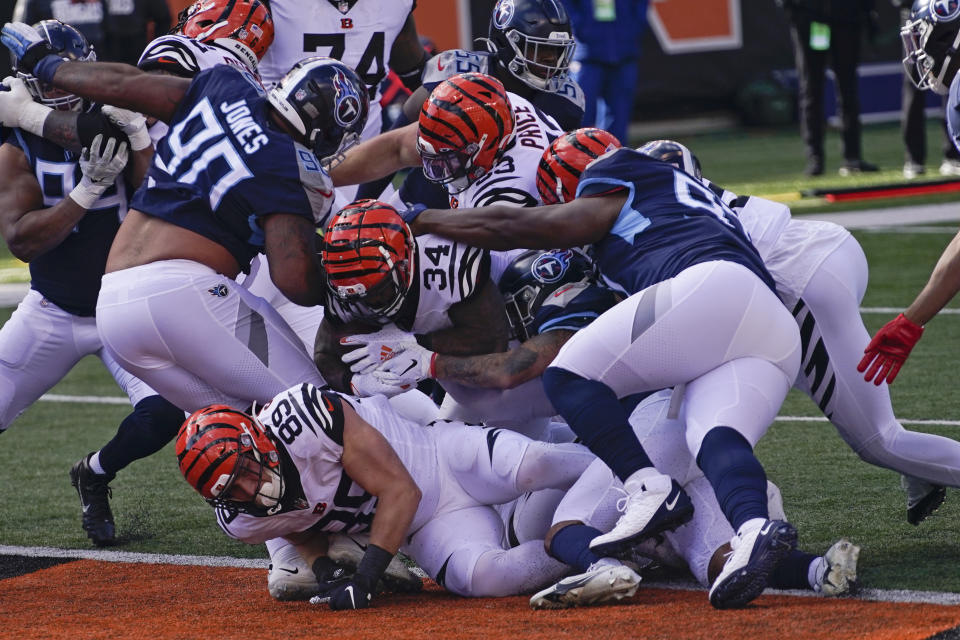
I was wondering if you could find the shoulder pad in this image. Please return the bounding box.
[422,49,492,89]
[553,77,585,110]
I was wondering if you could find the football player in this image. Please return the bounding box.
[256,0,427,145]
[176,383,597,608]
[389,128,804,610]
[641,138,960,526]
[0,20,187,548]
[315,199,510,396]
[354,0,583,204]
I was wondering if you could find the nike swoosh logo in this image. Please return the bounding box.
[664,491,680,511]
[277,567,299,575]
[397,359,417,375]
[345,585,356,608]
[437,60,445,71]
[758,521,775,536]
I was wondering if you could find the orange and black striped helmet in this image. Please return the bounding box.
[417,72,515,194]
[321,199,416,320]
[536,127,621,205]
[175,404,284,515]
[175,0,275,62]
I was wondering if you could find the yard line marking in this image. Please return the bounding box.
[861,307,960,314]
[40,393,129,405]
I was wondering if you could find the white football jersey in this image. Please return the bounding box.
[256,0,415,141]
[326,233,489,334]
[705,180,850,309]
[216,385,442,544]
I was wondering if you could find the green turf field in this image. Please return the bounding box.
[2,121,960,593]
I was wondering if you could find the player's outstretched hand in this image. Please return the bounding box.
[1,22,56,76]
[857,313,924,385]
[341,323,419,373]
[0,76,46,132]
[380,341,435,383]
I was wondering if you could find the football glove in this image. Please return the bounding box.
[0,76,50,136]
[857,313,924,385]
[1,22,61,81]
[379,341,436,383]
[349,370,410,398]
[341,324,419,373]
[101,105,151,151]
[71,134,129,209]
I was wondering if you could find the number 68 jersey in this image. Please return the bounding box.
[215,384,442,543]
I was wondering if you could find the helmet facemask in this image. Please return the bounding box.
[901,7,960,95]
[207,430,284,516]
[15,20,95,112]
[500,28,575,92]
[417,135,488,194]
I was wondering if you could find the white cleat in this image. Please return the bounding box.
[267,543,322,601]
[530,563,641,610]
[588,471,693,556]
[708,518,797,609]
[328,532,423,593]
[817,539,860,597]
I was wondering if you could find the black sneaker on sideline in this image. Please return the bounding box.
[69,453,117,547]
[839,160,879,176]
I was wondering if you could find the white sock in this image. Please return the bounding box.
[89,451,106,476]
[809,556,827,592]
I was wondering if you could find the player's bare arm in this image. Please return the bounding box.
[48,61,189,123]
[0,143,88,261]
[329,122,420,187]
[388,13,426,81]
[418,279,510,355]
[412,194,627,250]
[340,401,421,555]
[314,317,355,393]
[434,329,573,389]
[262,213,326,307]
[904,229,960,326]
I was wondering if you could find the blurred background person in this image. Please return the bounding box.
[102,0,171,65]
[562,0,649,144]
[777,0,879,176]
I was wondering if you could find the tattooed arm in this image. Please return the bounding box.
[433,329,573,389]
[49,61,189,123]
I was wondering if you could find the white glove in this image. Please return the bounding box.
[0,76,50,135]
[340,324,420,374]
[379,341,436,384]
[349,370,411,398]
[70,134,129,209]
[101,105,151,151]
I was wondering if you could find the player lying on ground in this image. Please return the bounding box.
[176,382,597,609]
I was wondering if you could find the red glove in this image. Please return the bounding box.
[857,314,924,385]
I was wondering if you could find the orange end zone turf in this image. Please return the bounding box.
[3,560,960,640]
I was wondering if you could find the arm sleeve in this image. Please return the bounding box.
[76,112,128,149]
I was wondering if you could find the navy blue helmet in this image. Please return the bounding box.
[15,20,96,111]
[498,248,597,341]
[638,139,703,179]
[485,0,576,92]
[901,0,960,94]
[268,56,369,168]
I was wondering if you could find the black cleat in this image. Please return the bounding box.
[69,453,117,547]
[908,485,946,526]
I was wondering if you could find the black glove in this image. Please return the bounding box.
[327,575,375,610]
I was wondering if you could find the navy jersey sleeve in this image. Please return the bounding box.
[531,282,619,335]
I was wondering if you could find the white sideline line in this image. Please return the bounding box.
[40,393,129,405]
[2,545,958,606]
[861,307,960,315]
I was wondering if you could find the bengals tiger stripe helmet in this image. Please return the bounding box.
[175,0,274,71]
[536,128,621,205]
[176,404,284,515]
[321,200,416,320]
[417,72,515,194]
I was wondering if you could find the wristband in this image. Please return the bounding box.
[34,54,65,85]
[68,175,108,210]
[126,127,152,152]
[428,351,438,378]
[396,56,426,92]
[353,543,394,592]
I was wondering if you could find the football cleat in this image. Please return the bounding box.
[328,532,423,593]
[529,562,641,610]
[589,472,693,556]
[267,542,323,601]
[903,475,947,525]
[69,453,117,547]
[816,539,860,597]
[708,518,797,609]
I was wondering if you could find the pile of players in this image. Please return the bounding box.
[2,0,959,614]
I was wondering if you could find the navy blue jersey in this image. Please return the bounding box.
[422,49,584,132]
[132,66,334,269]
[578,148,775,295]
[531,280,619,335]
[4,127,128,316]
